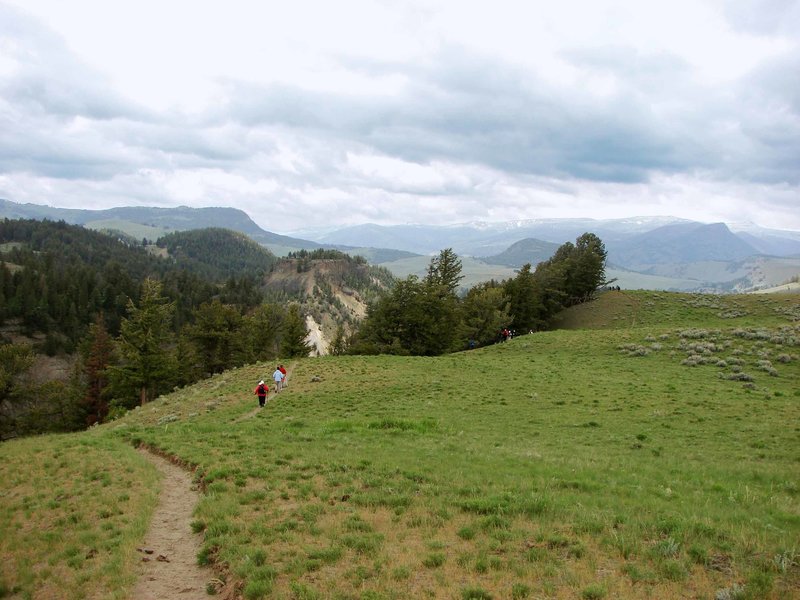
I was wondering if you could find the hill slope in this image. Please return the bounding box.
[0,198,322,252]
[157,228,277,281]
[1,290,798,599]
[608,222,760,269]
[478,237,560,268]
[262,253,395,353]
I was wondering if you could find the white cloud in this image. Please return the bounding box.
[0,0,799,233]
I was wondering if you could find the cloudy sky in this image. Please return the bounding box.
[1,0,799,233]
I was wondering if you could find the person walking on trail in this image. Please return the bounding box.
[278,364,287,388]
[272,366,284,393]
[254,380,268,407]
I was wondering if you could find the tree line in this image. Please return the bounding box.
[1,219,607,437]
[348,233,607,356]
[0,220,315,437]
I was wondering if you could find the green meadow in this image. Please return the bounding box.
[1,291,798,599]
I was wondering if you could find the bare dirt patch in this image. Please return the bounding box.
[131,449,214,600]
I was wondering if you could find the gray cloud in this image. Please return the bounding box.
[1,2,799,231]
[0,6,150,122]
[724,0,800,35]
[216,48,726,184]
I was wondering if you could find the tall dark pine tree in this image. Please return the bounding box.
[568,233,607,302]
[423,248,464,353]
[504,263,544,332]
[109,278,177,406]
[0,343,35,437]
[460,283,511,346]
[81,315,115,425]
[187,299,244,375]
[425,247,464,295]
[243,303,285,363]
[281,304,312,358]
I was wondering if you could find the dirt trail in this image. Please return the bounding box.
[130,449,212,600]
[130,363,297,596]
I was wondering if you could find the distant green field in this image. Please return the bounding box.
[84,219,170,241]
[1,291,798,599]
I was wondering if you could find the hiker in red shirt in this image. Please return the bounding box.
[278,364,287,389]
[254,380,268,407]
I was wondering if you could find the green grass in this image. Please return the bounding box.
[0,435,158,599]
[1,290,799,598]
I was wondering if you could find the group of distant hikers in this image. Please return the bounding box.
[500,327,515,342]
[253,365,287,407]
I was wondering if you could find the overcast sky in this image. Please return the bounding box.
[1,0,799,233]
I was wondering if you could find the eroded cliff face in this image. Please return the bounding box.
[263,258,391,355]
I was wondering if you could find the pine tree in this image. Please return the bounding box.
[569,233,607,302]
[424,248,464,295]
[187,299,245,375]
[504,264,542,332]
[281,304,312,358]
[242,303,285,363]
[460,283,511,346]
[109,278,177,406]
[330,324,349,356]
[81,315,115,425]
[0,343,34,404]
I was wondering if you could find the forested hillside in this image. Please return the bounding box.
[0,220,391,438]
[0,220,267,348]
[157,228,278,282]
[1,220,609,438]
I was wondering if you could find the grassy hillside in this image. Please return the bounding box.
[85,219,169,242]
[552,289,800,330]
[1,291,799,599]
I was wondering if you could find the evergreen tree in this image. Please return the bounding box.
[80,315,116,425]
[330,324,350,356]
[243,303,285,363]
[504,263,543,332]
[0,343,35,437]
[187,299,245,375]
[460,283,511,347]
[425,247,464,295]
[109,278,177,406]
[532,259,568,324]
[350,275,449,356]
[0,261,9,325]
[281,304,312,358]
[0,343,34,404]
[174,330,203,388]
[568,233,608,302]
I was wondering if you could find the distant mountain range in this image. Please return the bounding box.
[0,198,415,263]
[3,199,799,292]
[292,216,800,293]
[0,198,320,251]
[294,217,800,261]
